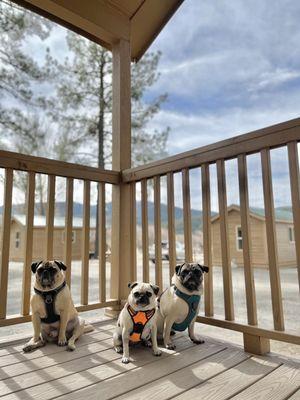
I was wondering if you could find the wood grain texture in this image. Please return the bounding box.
[141,179,149,282]
[201,164,213,316]
[22,172,35,316]
[287,141,300,291]
[216,159,234,321]
[64,177,73,286]
[261,149,284,331]
[167,172,176,282]
[0,169,13,319]
[182,168,193,261]
[130,182,137,282]
[81,180,90,305]
[154,175,162,288]
[98,182,106,302]
[45,174,55,260]
[238,154,257,325]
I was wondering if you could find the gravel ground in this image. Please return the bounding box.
[1,260,299,357]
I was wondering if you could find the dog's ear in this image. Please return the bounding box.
[54,260,67,271]
[31,261,42,274]
[175,263,184,275]
[198,264,209,273]
[150,284,160,295]
[128,282,138,289]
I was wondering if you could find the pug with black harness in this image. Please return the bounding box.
[23,260,94,353]
[113,282,162,363]
[157,262,209,349]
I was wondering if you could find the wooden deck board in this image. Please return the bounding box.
[0,319,298,400]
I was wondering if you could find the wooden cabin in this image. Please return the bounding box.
[211,205,296,268]
[0,1,299,399]
[6,215,96,261]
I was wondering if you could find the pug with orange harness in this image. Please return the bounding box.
[113,282,162,363]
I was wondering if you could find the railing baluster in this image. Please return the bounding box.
[201,164,213,317]
[99,182,106,302]
[130,182,137,283]
[287,141,300,292]
[154,176,162,289]
[141,179,149,282]
[22,172,35,316]
[45,175,55,260]
[261,149,284,331]
[182,168,193,261]
[0,169,13,319]
[167,172,176,283]
[64,177,73,287]
[238,155,258,325]
[216,159,234,321]
[81,180,90,305]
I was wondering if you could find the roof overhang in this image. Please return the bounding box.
[11,0,184,61]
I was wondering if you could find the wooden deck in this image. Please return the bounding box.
[0,318,299,400]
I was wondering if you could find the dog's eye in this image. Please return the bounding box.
[37,268,44,275]
[146,291,152,297]
[133,292,140,298]
[181,270,188,276]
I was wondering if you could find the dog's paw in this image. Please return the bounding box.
[115,346,123,354]
[67,342,76,351]
[191,338,205,345]
[121,356,130,364]
[142,340,152,348]
[23,344,34,353]
[58,337,67,346]
[153,348,162,357]
[166,342,176,350]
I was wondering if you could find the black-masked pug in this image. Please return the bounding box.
[157,262,209,349]
[23,260,93,353]
[113,282,162,363]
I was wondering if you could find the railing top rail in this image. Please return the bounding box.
[0,149,120,184]
[122,117,300,182]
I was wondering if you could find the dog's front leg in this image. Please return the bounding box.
[163,316,176,350]
[23,313,45,352]
[188,318,204,344]
[151,324,162,356]
[58,310,68,346]
[121,327,130,364]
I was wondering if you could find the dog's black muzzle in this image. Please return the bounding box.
[136,294,150,306]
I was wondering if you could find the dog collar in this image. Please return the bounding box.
[34,281,66,324]
[172,285,201,332]
[127,304,155,343]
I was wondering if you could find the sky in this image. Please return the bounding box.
[2,0,300,210]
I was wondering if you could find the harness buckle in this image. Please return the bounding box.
[45,295,53,304]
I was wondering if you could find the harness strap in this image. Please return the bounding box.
[172,285,200,332]
[127,304,155,342]
[34,281,66,324]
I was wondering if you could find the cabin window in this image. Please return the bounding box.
[289,227,295,243]
[15,231,21,249]
[62,230,76,243]
[237,227,243,250]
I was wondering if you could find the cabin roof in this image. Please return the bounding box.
[12,214,96,228]
[12,0,183,61]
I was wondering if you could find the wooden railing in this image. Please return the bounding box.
[0,149,120,326]
[123,118,300,351]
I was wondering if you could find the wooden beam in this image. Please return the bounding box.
[167,172,176,283]
[64,177,73,287]
[98,182,106,303]
[130,182,137,283]
[201,164,213,317]
[243,333,270,355]
[110,39,132,305]
[81,180,90,305]
[238,155,258,325]
[45,175,55,261]
[154,176,162,289]
[0,169,13,319]
[216,160,234,321]
[22,172,35,316]
[141,179,149,282]
[182,168,193,262]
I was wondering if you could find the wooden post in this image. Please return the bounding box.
[64,177,73,287]
[109,39,132,312]
[45,175,55,261]
[243,333,270,355]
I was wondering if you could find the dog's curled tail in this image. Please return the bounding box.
[84,324,95,333]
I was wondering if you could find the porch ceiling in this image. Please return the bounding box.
[11,0,184,61]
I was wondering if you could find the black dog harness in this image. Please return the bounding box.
[34,281,66,324]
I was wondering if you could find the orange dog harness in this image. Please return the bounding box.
[127,304,155,342]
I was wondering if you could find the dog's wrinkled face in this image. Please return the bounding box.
[175,262,209,292]
[128,282,159,310]
[31,260,66,289]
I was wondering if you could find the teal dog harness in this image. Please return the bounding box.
[172,286,200,332]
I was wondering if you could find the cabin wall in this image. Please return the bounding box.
[276,223,297,267]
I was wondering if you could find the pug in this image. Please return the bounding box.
[157,262,209,349]
[23,260,94,353]
[113,282,162,363]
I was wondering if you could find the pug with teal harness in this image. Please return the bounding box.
[157,262,209,349]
